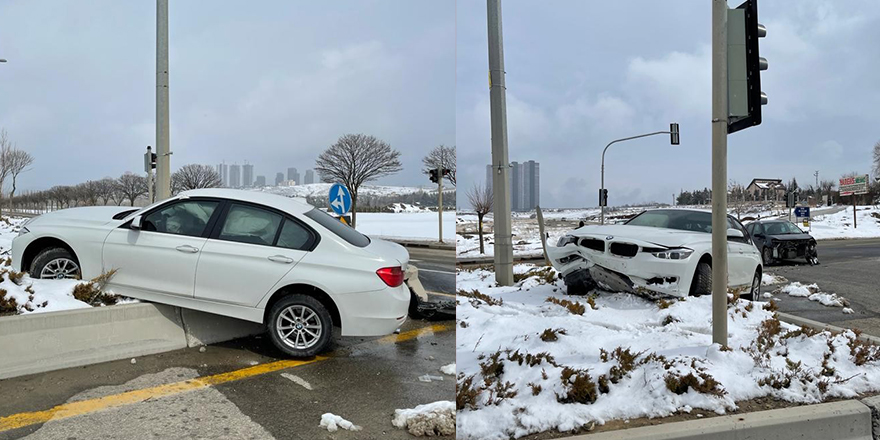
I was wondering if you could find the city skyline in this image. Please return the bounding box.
[486,160,540,212]
[217,161,319,188]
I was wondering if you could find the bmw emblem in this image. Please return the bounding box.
[606,236,614,240]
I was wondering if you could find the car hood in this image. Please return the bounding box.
[766,233,814,241]
[363,237,410,268]
[26,206,136,228]
[568,224,709,248]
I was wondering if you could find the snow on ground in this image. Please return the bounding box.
[761,273,788,286]
[387,202,431,213]
[456,264,880,440]
[808,206,880,240]
[775,282,849,308]
[440,363,456,375]
[359,212,454,241]
[319,413,362,432]
[392,401,455,437]
[257,183,441,199]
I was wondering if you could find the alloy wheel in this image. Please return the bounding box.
[276,305,323,350]
[40,258,80,280]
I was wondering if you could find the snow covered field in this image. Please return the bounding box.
[808,206,880,240]
[257,183,442,199]
[456,264,880,439]
[359,211,454,241]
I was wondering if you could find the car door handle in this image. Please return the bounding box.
[268,255,294,264]
[176,245,200,253]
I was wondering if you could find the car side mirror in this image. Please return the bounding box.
[131,215,143,230]
[727,228,744,238]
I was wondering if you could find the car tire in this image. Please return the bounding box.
[689,261,712,297]
[742,269,760,301]
[30,247,81,280]
[762,247,774,266]
[267,294,333,358]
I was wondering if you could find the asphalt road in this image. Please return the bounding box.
[0,318,455,439]
[765,237,880,337]
[408,247,455,295]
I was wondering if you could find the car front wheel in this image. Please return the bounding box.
[267,294,333,358]
[30,247,81,280]
[761,247,774,266]
[689,261,712,297]
[742,269,760,301]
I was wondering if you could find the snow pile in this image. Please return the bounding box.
[440,363,456,375]
[392,401,455,437]
[776,282,848,308]
[319,413,361,432]
[456,264,880,440]
[809,206,880,240]
[387,203,431,213]
[761,273,787,286]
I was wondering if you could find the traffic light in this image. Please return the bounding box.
[144,147,157,172]
[441,168,451,177]
[429,169,439,184]
[670,123,680,145]
[727,0,767,134]
[599,188,608,207]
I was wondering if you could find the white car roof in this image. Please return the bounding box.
[178,188,314,215]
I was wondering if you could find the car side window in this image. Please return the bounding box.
[727,217,750,244]
[142,200,219,237]
[218,204,283,246]
[276,219,313,251]
[751,223,764,236]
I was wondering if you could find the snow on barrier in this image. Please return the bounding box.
[0,303,265,380]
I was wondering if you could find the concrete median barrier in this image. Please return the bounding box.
[0,303,269,380]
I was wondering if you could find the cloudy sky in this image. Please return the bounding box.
[457,0,880,208]
[0,0,454,192]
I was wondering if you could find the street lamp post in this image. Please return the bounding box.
[600,123,680,225]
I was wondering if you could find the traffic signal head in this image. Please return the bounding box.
[441,168,451,177]
[670,123,680,145]
[727,0,767,134]
[429,169,439,183]
[599,188,608,207]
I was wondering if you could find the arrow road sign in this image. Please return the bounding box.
[329,183,352,215]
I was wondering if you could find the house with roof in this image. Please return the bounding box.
[746,178,786,201]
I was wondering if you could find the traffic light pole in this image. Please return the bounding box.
[438,166,443,244]
[711,0,729,347]
[487,0,514,286]
[600,130,673,225]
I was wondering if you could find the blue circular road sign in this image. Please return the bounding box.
[328,183,352,215]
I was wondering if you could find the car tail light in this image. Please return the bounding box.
[376,266,404,287]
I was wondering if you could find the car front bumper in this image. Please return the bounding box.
[335,283,410,337]
[546,243,698,298]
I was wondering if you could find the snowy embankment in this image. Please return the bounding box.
[359,211,455,242]
[456,264,880,440]
[0,217,131,317]
[808,206,880,240]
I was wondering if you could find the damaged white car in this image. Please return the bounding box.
[543,208,762,299]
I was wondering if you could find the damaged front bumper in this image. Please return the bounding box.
[770,240,818,261]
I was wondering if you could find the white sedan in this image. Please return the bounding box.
[12,188,411,357]
[544,208,762,299]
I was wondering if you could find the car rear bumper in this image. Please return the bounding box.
[547,243,697,298]
[336,284,410,336]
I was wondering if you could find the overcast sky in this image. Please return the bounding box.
[457,0,880,208]
[0,0,454,192]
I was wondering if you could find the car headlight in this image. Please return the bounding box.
[17,227,30,237]
[557,235,577,247]
[650,248,694,260]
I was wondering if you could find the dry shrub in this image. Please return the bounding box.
[781,327,819,340]
[507,350,558,368]
[1,257,11,267]
[528,382,542,396]
[755,318,783,354]
[72,269,119,306]
[540,328,567,342]
[514,267,557,285]
[456,375,480,410]
[662,315,680,326]
[557,367,598,404]
[458,289,503,307]
[5,270,24,285]
[665,370,725,396]
[847,330,880,367]
[657,299,674,309]
[479,351,504,381]
[763,300,779,312]
[0,288,17,314]
[546,297,586,315]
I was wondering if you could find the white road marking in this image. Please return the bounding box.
[281,373,313,390]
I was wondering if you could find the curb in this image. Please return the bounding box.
[777,312,880,345]
[0,303,264,380]
[457,255,545,266]
[564,400,873,440]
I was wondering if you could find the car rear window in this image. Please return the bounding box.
[304,208,370,248]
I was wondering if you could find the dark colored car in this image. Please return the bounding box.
[745,219,819,266]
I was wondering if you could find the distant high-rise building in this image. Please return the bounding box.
[287,167,299,185]
[275,172,285,186]
[486,160,540,211]
[304,169,315,185]
[242,164,254,187]
[229,164,241,188]
[255,175,266,187]
[217,163,229,187]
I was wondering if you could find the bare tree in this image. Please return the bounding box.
[315,133,403,227]
[727,180,747,220]
[117,172,148,206]
[95,177,117,205]
[0,129,15,216]
[819,180,835,204]
[422,145,456,186]
[172,164,221,194]
[6,148,34,209]
[467,181,493,254]
[78,181,101,206]
[873,140,880,178]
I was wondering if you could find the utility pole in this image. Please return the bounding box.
[438,166,443,244]
[155,0,171,200]
[711,0,729,347]
[146,146,154,204]
[487,0,514,286]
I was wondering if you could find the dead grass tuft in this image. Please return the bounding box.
[456,375,480,410]
[847,330,880,367]
[661,315,680,326]
[513,267,557,285]
[546,297,586,315]
[0,288,17,314]
[72,269,119,306]
[539,328,567,342]
[763,300,779,312]
[458,289,503,307]
[665,370,725,396]
[557,367,598,404]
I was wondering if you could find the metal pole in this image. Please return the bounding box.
[155,0,171,200]
[600,131,671,225]
[487,0,514,286]
[147,147,154,204]
[438,166,443,243]
[711,0,729,347]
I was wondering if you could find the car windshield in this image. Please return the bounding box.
[625,209,713,233]
[764,221,804,235]
[304,208,370,247]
